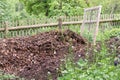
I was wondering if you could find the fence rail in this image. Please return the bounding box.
[0,14,120,38]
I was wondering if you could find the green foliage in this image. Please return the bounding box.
[58,42,120,80]
[90,0,120,14]
[0,0,35,21]
[82,30,93,42]
[19,0,120,17]
[49,0,88,16]
[97,28,120,41]
[105,28,120,37]
[1,0,120,21]
[0,71,16,80]
[102,0,120,14]
[19,0,50,16]
[7,0,32,20]
[0,0,11,21]
[20,0,89,17]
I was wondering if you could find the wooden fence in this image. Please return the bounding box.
[0,14,120,38]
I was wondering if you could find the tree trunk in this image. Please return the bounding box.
[45,5,49,16]
[59,0,62,9]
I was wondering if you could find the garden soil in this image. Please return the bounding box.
[106,36,120,55]
[0,30,86,80]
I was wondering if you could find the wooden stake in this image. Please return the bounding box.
[58,18,62,30]
[4,21,9,38]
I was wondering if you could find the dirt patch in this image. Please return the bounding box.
[106,36,120,55]
[105,36,120,66]
[0,30,86,80]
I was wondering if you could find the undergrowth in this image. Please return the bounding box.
[58,41,120,80]
[58,28,120,80]
[97,28,120,41]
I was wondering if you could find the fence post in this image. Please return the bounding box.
[4,21,9,38]
[58,17,62,30]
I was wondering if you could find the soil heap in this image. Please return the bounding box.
[0,30,86,80]
[104,36,120,66]
[106,36,120,55]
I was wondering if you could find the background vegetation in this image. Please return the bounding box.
[0,0,120,21]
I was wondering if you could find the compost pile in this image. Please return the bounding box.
[0,30,86,80]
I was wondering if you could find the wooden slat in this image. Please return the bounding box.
[85,6,102,11]
[8,23,58,31]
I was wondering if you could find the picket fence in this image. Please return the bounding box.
[0,14,120,38]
